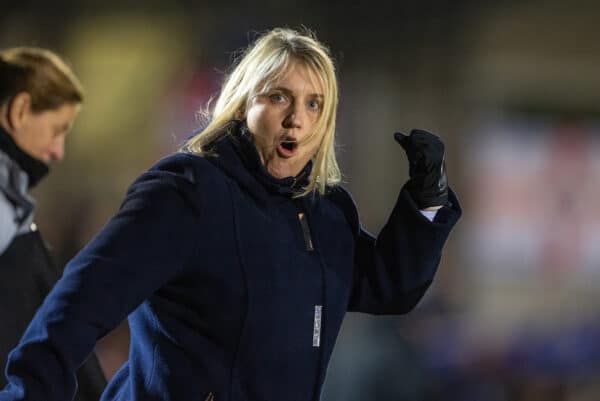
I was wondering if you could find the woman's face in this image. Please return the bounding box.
[246,62,324,179]
[11,102,80,164]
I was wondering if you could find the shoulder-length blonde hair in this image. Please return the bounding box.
[184,27,340,195]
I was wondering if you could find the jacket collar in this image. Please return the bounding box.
[205,120,313,203]
[0,125,49,188]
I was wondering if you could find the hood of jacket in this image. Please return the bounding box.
[201,120,314,205]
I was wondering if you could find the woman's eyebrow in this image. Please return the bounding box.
[269,86,323,98]
[269,86,293,95]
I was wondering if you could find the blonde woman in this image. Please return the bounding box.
[0,47,106,400]
[1,29,460,401]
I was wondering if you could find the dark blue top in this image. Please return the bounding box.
[0,122,461,401]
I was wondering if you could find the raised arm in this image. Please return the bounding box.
[347,130,461,314]
[348,186,461,314]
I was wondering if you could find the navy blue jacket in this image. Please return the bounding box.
[0,125,461,401]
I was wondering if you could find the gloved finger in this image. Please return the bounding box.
[393,132,409,149]
[410,129,442,145]
[411,129,435,137]
[409,129,445,155]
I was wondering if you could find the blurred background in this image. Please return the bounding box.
[2,0,600,400]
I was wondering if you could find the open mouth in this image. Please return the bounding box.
[277,138,298,157]
[280,141,297,151]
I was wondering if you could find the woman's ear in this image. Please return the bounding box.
[7,92,32,131]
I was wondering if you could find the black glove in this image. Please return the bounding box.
[394,129,448,208]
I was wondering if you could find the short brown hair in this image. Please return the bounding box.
[0,47,84,112]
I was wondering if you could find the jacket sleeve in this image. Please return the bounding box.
[344,185,461,315]
[0,156,204,401]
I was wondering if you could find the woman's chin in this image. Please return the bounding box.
[266,160,299,179]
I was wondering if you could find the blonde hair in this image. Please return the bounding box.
[184,27,340,195]
[0,47,84,111]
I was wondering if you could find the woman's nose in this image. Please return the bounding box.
[48,137,65,162]
[282,104,304,129]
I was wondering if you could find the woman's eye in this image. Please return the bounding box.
[307,100,321,112]
[269,93,287,104]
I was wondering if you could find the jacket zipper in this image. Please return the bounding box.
[295,200,327,397]
[297,212,314,251]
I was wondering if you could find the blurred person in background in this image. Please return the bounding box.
[0,47,106,401]
[0,28,460,401]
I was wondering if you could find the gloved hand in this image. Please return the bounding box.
[394,129,448,208]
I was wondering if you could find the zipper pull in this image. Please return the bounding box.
[313,305,322,347]
[298,212,314,251]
